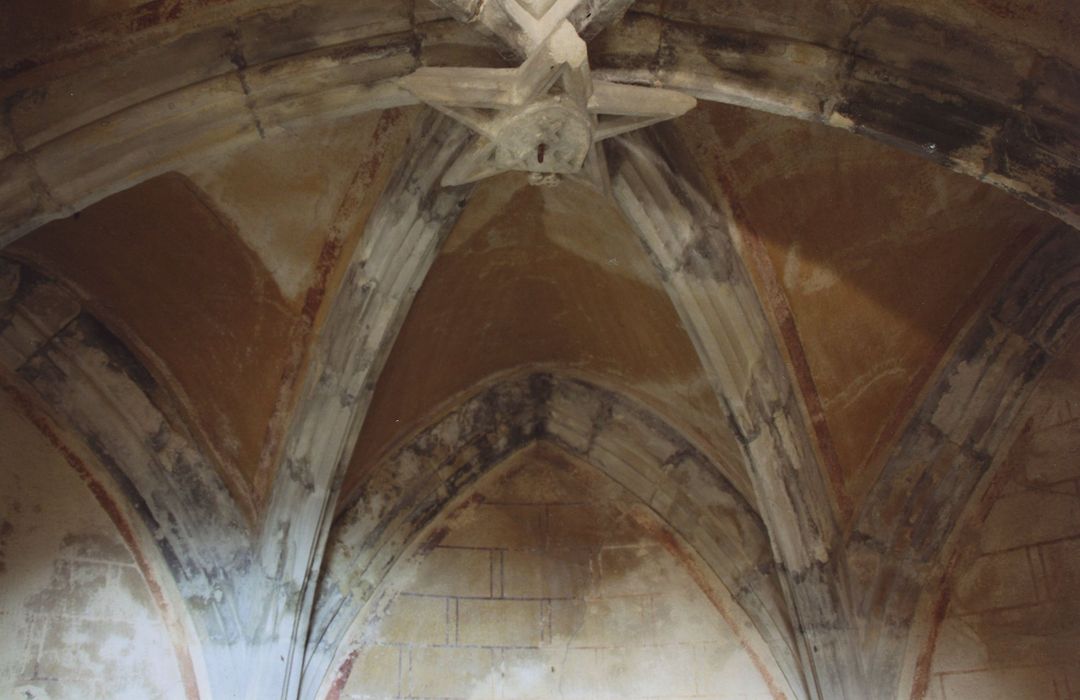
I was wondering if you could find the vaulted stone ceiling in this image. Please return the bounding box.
[1,1,1078,700]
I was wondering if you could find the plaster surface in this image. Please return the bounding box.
[0,390,187,700]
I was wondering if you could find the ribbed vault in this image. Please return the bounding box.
[1,3,1079,700]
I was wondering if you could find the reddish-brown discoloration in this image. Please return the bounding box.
[251,108,406,506]
[251,235,343,504]
[720,168,851,519]
[325,648,359,700]
[1,375,203,700]
[358,108,403,192]
[629,508,790,700]
[909,581,951,700]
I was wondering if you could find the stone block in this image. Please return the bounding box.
[416,16,507,70]
[9,26,237,151]
[410,547,493,598]
[549,598,586,645]
[547,504,638,549]
[31,678,101,700]
[60,560,116,617]
[940,666,1058,700]
[115,565,156,612]
[589,11,663,74]
[1,315,49,368]
[59,531,131,563]
[407,646,495,699]
[238,0,413,65]
[933,613,989,674]
[248,50,417,135]
[982,491,1080,552]
[951,549,1038,614]
[496,647,569,699]
[547,388,602,453]
[925,675,946,700]
[38,617,134,679]
[0,156,49,248]
[8,280,81,352]
[594,414,675,474]
[554,647,605,699]
[695,641,773,696]
[852,8,1030,105]
[458,598,543,647]
[34,74,258,213]
[950,602,1080,669]
[0,124,15,161]
[1041,537,1080,600]
[377,594,448,645]
[1064,664,1080,699]
[441,504,545,549]
[503,548,591,599]
[568,596,651,648]
[652,591,729,645]
[342,645,400,699]
[597,544,667,597]
[599,643,697,697]
[928,617,989,674]
[1019,419,1080,485]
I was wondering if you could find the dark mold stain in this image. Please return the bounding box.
[838,77,1006,158]
[65,314,158,396]
[1051,167,1080,207]
[0,517,13,575]
[856,5,1008,73]
[702,31,770,57]
[285,456,316,494]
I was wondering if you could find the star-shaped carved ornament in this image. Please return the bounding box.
[399,18,696,188]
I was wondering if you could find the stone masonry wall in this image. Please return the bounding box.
[331,443,782,700]
[924,339,1080,700]
[0,390,188,700]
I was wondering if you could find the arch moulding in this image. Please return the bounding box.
[1,2,1077,247]
[307,370,805,700]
